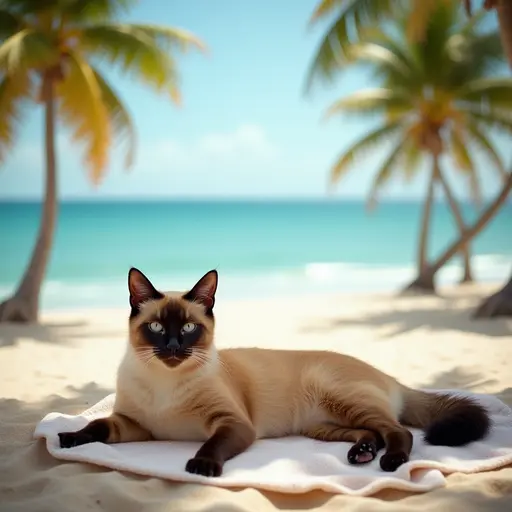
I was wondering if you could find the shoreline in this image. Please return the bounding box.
[1,252,510,313]
[21,279,507,318]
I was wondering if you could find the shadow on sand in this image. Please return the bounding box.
[418,366,500,394]
[0,320,125,348]
[301,293,512,338]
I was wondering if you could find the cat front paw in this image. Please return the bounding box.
[58,431,95,448]
[185,456,223,477]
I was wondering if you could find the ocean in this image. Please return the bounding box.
[1,199,511,311]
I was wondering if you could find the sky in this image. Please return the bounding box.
[0,0,508,201]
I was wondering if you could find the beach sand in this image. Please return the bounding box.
[1,283,512,511]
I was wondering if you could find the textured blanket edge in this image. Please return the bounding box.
[33,390,512,497]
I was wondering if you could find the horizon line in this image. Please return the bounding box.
[1,195,509,204]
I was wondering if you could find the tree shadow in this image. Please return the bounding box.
[0,320,124,348]
[417,366,501,396]
[0,381,117,509]
[301,295,512,338]
[1,381,114,426]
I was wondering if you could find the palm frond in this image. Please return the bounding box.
[413,0,463,87]
[446,30,504,85]
[91,65,135,169]
[128,24,206,53]
[305,0,398,89]
[324,88,412,119]
[62,0,136,22]
[0,0,58,14]
[329,119,403,184]
[0,70,31,163]
[449,127,481,206]
[358,27,423,78]
[457,7,487,35]
[465,117,508,181]
[56,51,111,183]
[0,28,58,73]
[450,127,473,171]
[0,0,133,20]
[406,0,448,43]
[80,24,204,103]
[366,136,408,210]
[467,109,512,135]
[305,0,461,90]
[347,42,412,80]
[457,77,512,109]
[401,137,424,182]
[310,0,350,21]
[0,8,24,41]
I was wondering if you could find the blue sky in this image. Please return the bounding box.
[0,0,508,200]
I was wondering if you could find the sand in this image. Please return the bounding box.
[1,282,512,511]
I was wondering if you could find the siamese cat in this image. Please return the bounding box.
[58,268,490,477]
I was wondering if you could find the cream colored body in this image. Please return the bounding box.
[114,344,405,442]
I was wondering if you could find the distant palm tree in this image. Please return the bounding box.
[321,3,512,290]
[0,0,205,323]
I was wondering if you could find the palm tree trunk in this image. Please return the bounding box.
[0,73,58,323]
[435,167,473,283]
[473,270,512,318]
[403,153,437,293]
[420,172,512,277]
[497,0,512,69]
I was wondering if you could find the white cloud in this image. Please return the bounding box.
[139,124,277,172]
[0,124,282,198]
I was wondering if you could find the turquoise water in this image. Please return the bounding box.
[0,200,511,310]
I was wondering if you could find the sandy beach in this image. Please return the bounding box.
[1,283,512,511]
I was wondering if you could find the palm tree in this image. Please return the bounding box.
[0,0,205,323]
[321,3,512,290]
[404,0,512,305]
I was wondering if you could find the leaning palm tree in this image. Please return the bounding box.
[307,0,512,313]
[322,3,512,290]
[405,0,512,306]
[0,0,205,323]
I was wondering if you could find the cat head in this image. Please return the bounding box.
[127,267,218,370]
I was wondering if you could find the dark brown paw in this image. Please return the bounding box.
[347,440,379,465]
[185,456,223,477]
[379,451,409,472]
[58,431,95,448]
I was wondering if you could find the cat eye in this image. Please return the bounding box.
[148,321,164,334]
[181,322,196,334]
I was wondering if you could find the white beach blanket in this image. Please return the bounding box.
[34,390,512,497]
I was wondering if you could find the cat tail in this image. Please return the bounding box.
[399,387,491,446]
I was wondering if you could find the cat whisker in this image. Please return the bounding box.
[190,351,209,367]
[135,347,155,354]
[144,354,158,367]
[194,347,228,373]
[135,348,158,365]
[136,350,156,359]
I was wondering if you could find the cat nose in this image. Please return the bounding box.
[166,338,180,351]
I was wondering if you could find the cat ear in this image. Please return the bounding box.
[183,270,218,310]
[128,268,163,310]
